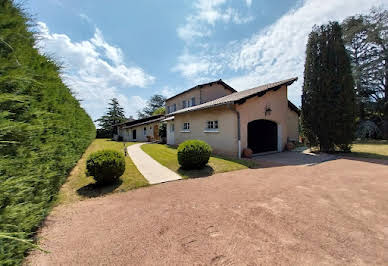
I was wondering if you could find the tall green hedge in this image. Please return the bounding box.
[0,1,96,264]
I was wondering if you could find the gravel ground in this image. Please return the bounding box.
[26,158,388,265]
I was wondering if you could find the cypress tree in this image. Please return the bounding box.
[302,22,355,152]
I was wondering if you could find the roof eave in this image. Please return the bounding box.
[235,77,298,105]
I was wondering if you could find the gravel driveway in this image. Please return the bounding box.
[27,158,388,265]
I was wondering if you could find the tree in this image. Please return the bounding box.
[95,98,126,137]
[302,22,355,152]
[367,8,388,139]
[137,94,166,118]
[152,106,166,115]
[342,7,388,139]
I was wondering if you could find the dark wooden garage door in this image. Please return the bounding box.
[248,119,277,154]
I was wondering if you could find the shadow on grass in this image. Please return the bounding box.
[178,165,215,178]
[76,178,123,198]
[213,154,260,169]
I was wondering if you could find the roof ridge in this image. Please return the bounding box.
[167,77,298,116]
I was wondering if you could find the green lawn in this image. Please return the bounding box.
[57,139,148,204]
[141,143,257,178]
[348,140,388,160]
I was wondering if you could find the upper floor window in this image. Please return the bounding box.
[191,97,196,106]
[172,104,177,112]
[182,100,186,108]
[167,106,170,114]
[207,120,218,129]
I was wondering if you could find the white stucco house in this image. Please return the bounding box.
[116,77,300,158]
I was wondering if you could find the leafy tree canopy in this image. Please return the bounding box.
[342,7,388,138]
[137,94,166,118]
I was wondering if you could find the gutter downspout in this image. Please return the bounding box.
[228,104,241,158]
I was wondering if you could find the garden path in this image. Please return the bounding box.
[127,143,182,184]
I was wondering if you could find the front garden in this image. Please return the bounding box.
[141,143,258,178]
[58,139,148,204]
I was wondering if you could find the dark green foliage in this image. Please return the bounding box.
[96,128,112,138]
[0,0,95,264]
[342,8,388,139]
[302,22,355,152]
[159,123,166,138]
[137,94,166,118]
[177,140,212,170]
[95,98,126,138]
[86,150,125,185]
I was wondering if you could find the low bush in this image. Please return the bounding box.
[177,140,212,170]
[86,150,125,185]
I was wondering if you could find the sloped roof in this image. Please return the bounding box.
[168,77,298,116]
[115,114,164,127]
[122,116,164,129]
[165,79,237,101]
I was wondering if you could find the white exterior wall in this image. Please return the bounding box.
[119,121,159,142]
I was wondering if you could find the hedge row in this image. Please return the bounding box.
[0,1,95,264]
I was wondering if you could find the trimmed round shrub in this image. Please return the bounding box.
[177,140,212,170]
[86,150,125,185]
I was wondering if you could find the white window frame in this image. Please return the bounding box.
[181,122,190,132]
[204,120,219,133]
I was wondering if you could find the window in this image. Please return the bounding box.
[167,106,170,114]
[144,127,147,136]
[207,120,218,129]
[173,104,176,112]
[170,123,174,132]
[132,129,137,140]
[183,122,190,130]
[191,97,196,106]
[182,100,186,108]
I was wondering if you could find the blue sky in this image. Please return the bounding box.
[26,0,387,120]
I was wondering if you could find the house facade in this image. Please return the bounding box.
[116,114,164,142]
[116,77,300,158]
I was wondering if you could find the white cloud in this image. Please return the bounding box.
[245,0,252,7]
[172,50,223,84]
[159,86,179,98]
[175,0,388,106]
[177,0,254,42]
[79,13,92,23]
[36,22,154,120]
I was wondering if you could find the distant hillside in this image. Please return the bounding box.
[0,0,95,264]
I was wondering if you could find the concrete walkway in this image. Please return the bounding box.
[127,143,182,184]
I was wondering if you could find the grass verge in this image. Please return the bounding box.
[141,143,257,178]
[57,139,149,205]
[347,140,388,160]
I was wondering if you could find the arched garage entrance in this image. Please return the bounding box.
[248,120,278,154]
